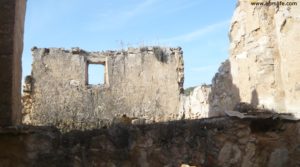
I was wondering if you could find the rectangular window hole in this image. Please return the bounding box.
[88,64,105,85]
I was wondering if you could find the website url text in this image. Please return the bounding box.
[251,1,297,6]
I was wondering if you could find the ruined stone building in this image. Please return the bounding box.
[0,0,300,166]
[23,47,184,130]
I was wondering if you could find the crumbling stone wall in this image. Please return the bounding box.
[23,47,184,130]
[229,0,300,118]
[208,60,241,117]
[0,117,299,167]
[179,60,240,119]
[181,0,300,120]
[2,0,300,166]
[179,85,211,119]
[2,1,300,166]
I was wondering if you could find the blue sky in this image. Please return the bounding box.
[22,0,237,88]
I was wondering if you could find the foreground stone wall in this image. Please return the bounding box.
[23,47,184,130]
[0,0,26,126]
[0,117,299,167]
[229,0,300,118]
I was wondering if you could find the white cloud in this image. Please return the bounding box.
[87,0,158,31]
[190,65,218,72]
[160,20,230,43]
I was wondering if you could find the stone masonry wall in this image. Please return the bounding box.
[4,1,300,166]
[229,0,300,118]
[179,85,211,119]
[183,0,300,120]
[0,0,26,126]
[23,47,184,131]
[0,117,299,167]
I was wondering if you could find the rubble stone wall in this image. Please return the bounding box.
[23,47,184,130]
[0,118,299,167]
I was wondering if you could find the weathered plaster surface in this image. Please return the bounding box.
[23,47,184,130]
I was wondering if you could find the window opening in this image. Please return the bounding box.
[88,64,105,85]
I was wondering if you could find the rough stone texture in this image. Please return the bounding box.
[2,0,300,166]
[22,76,33,124]
[0,0,26,126]
[179,85,211,119]
[229,0,300,118]
[179,60,240,119]
[208,60,240,117]
[23,47,184,131]
[0,117,299,167]
[179,0,300,120]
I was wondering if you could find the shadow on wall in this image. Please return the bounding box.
[0,117,298,167]
[207,61,262,117]
[208,60,241,117]
[251,89,259,107]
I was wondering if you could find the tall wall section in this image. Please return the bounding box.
[23,47,184,130]
[229,0,300,118]
[0,0,26,126]
[179,0,300,120]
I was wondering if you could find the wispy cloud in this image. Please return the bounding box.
[161,0,204,14]
[124,0,158,18]
[190,65,218,72]
[160,20,230,43]
[87,0,158,31]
